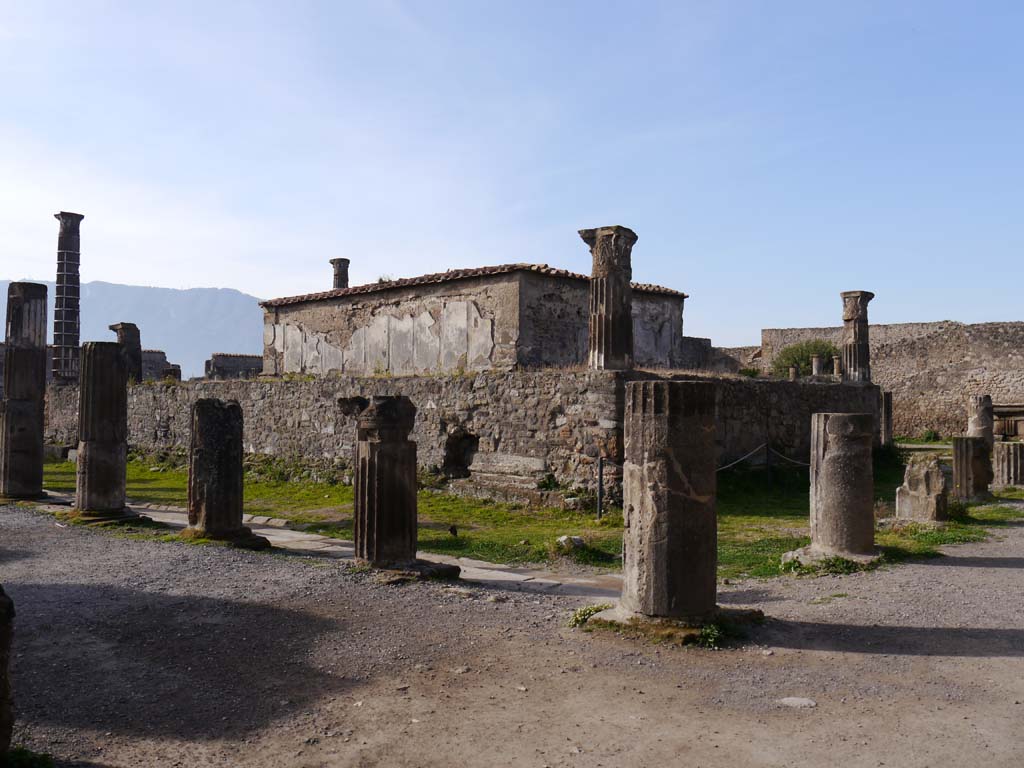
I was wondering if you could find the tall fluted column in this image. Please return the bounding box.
[330,258,350,290]
[953,436,993,500]
[993,442,1024,489]
[184,399,269,549]
[354,396,418,566]
[620,380,718,621]
[53,212,84,382]
[0,282,48,499]
[580,226,636,371]
[109,322,143,384]
[840,291,874,384]
[75,342,129,515]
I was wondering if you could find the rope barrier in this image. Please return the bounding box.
[767,446,811,467]
[716,443,767,472]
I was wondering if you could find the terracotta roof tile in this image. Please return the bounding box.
[260,263,686,308]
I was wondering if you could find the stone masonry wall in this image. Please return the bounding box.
[45,371,877,498]
[761,321,1024,437]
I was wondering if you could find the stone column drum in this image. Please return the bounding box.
[952,436,992,501]
[53,211,84,382]
[330,258,350,290]
[0,283,48,499]
[109,322,142,384]
[185,399,269,549]
[580,225,637,371]
[354,396,419,566]
[993,442,1024,489]
[811,354,822,376]
[75,342,129,515]
[966,395,994,451]
[620,380,718,622]
[785,413,876,565]
[788,366,798,381]
[832,355,841,377]
[880,391,894,448]
[840,291,874,384]
[0,585,12,755]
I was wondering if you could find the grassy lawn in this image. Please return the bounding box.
[42,455,1024,580]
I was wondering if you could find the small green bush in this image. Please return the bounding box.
[922,429,941,442]
[771,340,839,378]
[738,367,759,378]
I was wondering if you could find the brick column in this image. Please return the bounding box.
[53,212,84,382]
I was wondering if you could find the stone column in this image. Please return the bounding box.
[811,354,822,376]
[354,396,418,566]
[966,394,994,451]
[75,342,129,516]
[620,380,718,622]
[784,413,876,565]
[109,322,142,384]
[580,226,636,371]
[840,291,874,384]
[184,399,269,549]
[832,355,841,377]
[788,366,798,381]
[330,258,350,290]
[0,283,48,500]
[993,442,1024,489]
[895,455,948,522]
[53,211,84,382]
[880,391,894,447]
[0,585,12,755]
[952,436,992,501]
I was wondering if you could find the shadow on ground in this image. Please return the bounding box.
[911,555,1024,569]
[7,583,354,740]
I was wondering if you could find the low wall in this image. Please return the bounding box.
[761,321,1024,437]
[46,371,878,500]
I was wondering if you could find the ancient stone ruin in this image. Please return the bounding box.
[184,399,269,549]
[75,342,130,517]
[618,380,718,622]
[895,455,948,522]
[993,442,1023,489]
[581,225,637,371]
[109,322,142,384]
[785,412,877,565]
[966,394,994,450]
[0,585,12,756]
[354,396,420,566]
[952,436,992,501]
[880,391,894,447]
[840,291,873,384]
[0,282,48,500]
[811,354,822,376]
[330,257,350,290]
[53,211,84,382]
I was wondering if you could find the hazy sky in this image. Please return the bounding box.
[1,1,1021,345]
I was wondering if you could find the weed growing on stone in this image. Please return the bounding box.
[568,604,612,628]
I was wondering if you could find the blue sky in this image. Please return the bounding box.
[1,1,1021,345]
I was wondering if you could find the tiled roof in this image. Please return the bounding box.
[260,263,686,308]
[209,353,263,359]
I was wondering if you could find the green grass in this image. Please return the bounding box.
[41,457,1024,580]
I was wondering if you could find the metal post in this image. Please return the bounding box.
[597,456,605,520]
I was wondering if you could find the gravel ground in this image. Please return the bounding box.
[3,503,1024,767]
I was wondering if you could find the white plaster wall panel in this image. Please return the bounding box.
[304,334,322,374]
[283,324,304,372]
[263,323,276,348]
[413,311,441,371]
[365,315,390,373]
[466,302,495,369]
[441,301,469,369]
[273,324,285,353]
[389,314,416,375]
[320,336,345,373]
[344,327,367,374]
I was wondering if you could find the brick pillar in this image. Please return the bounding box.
[109,322,142,384]
[952,436,992,501]
[621,380,718,621]
[0,282,48,499]
[354,396,418,566]
[53,211,84,382]
[330,258,350,290]
[185,398,269,549]
[75,342,129,515]
[581,226,636,371]
[840,291,874,384]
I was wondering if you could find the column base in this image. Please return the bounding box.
[66,507,146,525]
[781,545,881,569]
[181,526,271,550]
[588,602,764,641]
[0,490,49,503]
[365,558,462,582]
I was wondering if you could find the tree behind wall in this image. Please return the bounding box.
[770,339,839,378]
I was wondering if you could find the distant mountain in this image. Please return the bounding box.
[0,280,263,379]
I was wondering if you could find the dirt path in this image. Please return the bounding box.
[3,504,1023,767]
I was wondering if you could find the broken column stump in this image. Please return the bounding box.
[784,413,878,566]
[952,436,993,501]
[993,442,1024,489]
[966,394,994,451]
[580,225,637,371]
[354,396,458,578]
[0,282,48,500]
[183,399,269,549]
[895,455,949,522]
[616,380,719,623]
[0,586,11,755]
[109,322,143,384]
[75,342,133,519]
